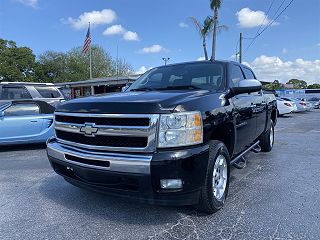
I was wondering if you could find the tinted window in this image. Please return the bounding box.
[1,87,32,100]
[243,68,256,79]
[4,103,40,116]
[128,63,225,91]
[231,65,245,86]
[35,86,61,98]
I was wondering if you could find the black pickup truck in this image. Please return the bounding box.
[47,60,277,213]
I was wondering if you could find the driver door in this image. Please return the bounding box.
[230,65,256,154]
[0,103,43,143]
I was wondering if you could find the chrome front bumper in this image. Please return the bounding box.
[47,139,152,174]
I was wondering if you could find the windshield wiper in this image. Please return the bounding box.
[129,87,154,92]
[154,85,202,90]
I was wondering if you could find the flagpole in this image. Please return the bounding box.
[116,44,119,80]
[89,22,93,79]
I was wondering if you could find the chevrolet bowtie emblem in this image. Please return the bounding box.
[80,123,98,136]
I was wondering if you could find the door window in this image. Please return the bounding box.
[34,86,61,98]
[4,103,40,116]
[1,87,32,100]
[231,66,245,87]
[242,68,256,79]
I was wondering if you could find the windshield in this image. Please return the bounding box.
[128,62,225,91]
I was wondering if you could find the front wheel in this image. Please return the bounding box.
[259,120,275,152]
[195,140,230,214]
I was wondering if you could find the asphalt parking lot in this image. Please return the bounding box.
[0,111,319,240]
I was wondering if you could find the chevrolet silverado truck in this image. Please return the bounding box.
[47,60,277,213]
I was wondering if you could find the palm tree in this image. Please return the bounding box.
[189,16,214,60]
[210,0,222,60]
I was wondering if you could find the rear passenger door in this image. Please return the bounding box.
[229,65,256,154]
[242,67,267,138]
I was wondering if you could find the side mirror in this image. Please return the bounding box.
[121,83,132,92]
[225,79,262,99]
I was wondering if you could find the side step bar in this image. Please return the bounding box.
[230,141,260,169]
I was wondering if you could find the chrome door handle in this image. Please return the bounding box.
[30,120,38,123]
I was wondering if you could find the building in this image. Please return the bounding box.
[276,89,320,99]
[55,75,140,99]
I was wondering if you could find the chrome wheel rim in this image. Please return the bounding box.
[270,124,274,147]
[213,155,228,201]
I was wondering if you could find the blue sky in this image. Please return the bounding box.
[0,0,320,83]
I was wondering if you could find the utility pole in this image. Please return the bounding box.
[239,32,242,64]
[162,58,170,65]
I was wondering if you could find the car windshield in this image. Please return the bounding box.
[128,62,225,92]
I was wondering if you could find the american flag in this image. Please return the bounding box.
[82,25,91,54]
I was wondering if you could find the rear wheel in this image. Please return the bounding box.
[259,120,274,152]
[195,140,230,214]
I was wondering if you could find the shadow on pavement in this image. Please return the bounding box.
[38,175,194,225]
[0,143,46,152]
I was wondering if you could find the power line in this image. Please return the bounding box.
[245,0,284,51]
[254,0,276,40]
[238,0,276,60]
[245,0,294,52]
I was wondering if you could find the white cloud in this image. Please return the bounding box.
[197,57,205,61]
[103,25,125,35]
[103,25,139,41]
[245,55,320,84]
[282,48,288,54]
[123,31,139,41]
[179,22,189,28]
[236,8,278,28]
[62,9,117,30]
[140,45,166,54]
[18,0,38,8]
[135,66,152,75]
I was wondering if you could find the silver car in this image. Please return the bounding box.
[281,97,311,112]
[0,82,65,107]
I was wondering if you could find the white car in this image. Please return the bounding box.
[276,98,296,116]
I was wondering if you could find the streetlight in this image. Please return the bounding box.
[162,58,170,65]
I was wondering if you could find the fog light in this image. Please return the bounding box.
[160,179,183,189]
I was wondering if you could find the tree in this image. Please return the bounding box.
[286,79,308,89]
[37,51,67,82]
[307,83,320,89]
[263,80,282,90]
[210,0,222,60]
[0,39,37,82]
[37,45,133,83]
[189,16,214,60]
[114,58,134,76]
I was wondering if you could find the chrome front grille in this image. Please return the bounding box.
[54,112,159,153]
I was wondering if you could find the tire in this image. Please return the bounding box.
[259,120,275,152]
[194,140,230,214]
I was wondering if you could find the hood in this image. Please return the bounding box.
[56,90,215,114]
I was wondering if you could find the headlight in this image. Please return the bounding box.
[158,111,203,148]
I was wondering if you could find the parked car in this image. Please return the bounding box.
[314,100,320,109]
[47,60,277,213]
[281,97,311,112]
[276,97,296,116]
[0,100,55,146]
[0,82,65,107]
[296,98,312,110]
[307,97,320,109]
